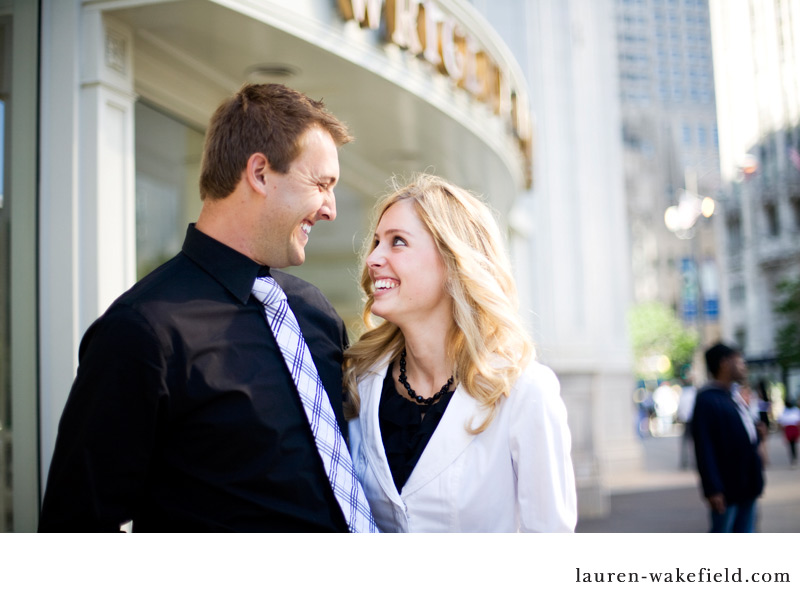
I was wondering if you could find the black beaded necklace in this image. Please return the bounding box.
[398,348,454,406]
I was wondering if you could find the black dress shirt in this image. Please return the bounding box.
[39,224,349,532]
[378,363,454,492]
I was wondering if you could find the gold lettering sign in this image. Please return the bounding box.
[337,0,383,29]
[338,0,533,187]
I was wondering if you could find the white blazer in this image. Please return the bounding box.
[349,358,577,532]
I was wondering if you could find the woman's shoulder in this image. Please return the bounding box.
[513,359,560,394]
[497,360,569,436]
[501,359,562,415]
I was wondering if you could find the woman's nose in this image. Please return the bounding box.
[366,245,383,268]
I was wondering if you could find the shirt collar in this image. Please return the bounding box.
[181,223,269,304]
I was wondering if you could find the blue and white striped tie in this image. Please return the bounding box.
[252,276,378,533]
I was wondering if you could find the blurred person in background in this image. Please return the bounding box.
[692,343,764,532]
[343,174,577,532]
[776,398,800,467]
[676,375,697,469]
[756,380,773,433]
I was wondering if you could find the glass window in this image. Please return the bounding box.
[0,2,39,534]
[0,17,10,533]
[791,196,800,230]
[734,327,747,351]
[727,215,742,254]
[0,88,9,535]
[135,101,205,279]
[764,203,779,237]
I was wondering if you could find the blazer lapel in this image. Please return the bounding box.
[401,386,484,497]
[359,361,406,506]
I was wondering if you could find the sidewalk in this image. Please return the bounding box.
[576,428,800,533]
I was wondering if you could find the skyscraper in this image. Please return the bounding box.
[616,0,722,371]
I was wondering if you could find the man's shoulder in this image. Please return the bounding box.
[272,269,340,319]
[117,253,209,305]
[99,253,206,329]
[697,384,728,399]
[694,384,735,415]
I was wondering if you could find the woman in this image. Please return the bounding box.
[344,173,577,532]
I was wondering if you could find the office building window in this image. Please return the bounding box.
[135,102,205,279]
[697,125,707,147]
[682,124,692,145]
[734,327,747,351]
[730,285,745,303]
[727,214,742,253]
[764,202,779,237]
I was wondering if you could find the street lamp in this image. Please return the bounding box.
[664,166,719,352]
[664,189,715,239]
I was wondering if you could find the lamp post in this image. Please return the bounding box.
[664,167,717,347]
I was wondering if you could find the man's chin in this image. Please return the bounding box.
[287,250,306,268]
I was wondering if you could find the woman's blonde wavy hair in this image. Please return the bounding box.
[343,173,534,433]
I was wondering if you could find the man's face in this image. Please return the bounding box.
[728,353,748,385]
[257,126,339,268]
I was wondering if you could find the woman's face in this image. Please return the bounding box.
[365,200,452,328]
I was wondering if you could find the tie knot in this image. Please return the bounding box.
[252,276,287,308]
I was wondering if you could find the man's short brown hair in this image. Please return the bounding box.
[199,83,352,200]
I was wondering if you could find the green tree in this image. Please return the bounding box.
[774,277,800,370]
[628,301,699,381]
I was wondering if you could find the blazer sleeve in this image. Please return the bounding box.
[509,363,577,532]
[691,392,725,497]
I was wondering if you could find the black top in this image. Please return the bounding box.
[379,363,455,492]
[39,224,350,532]
[691,384,765,504]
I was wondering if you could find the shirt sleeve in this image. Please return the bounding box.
[38,305,168,532]
[509,363,577,532]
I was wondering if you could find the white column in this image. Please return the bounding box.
[79,11,137,331]
[39,0,83,491]
[522,0,642,518]
[39,2,136,485]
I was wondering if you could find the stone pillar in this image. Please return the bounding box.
[520,0,643,518]
[39,2,136,485]
[78,10,137,332]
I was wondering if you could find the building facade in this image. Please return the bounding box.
[709,0,800,396]
[470,0,640,517]
[615,0,723,362]
[1,0,634,530]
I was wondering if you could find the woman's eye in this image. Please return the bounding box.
[392,237,407,247]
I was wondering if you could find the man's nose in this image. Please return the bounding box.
[319,190,336,221]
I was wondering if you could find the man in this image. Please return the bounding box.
[691,342,765,532]
[39,84,374,532]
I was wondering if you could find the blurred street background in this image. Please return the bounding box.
[577,426,800,532]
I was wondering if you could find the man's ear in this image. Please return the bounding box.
[245,153,270,195]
